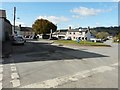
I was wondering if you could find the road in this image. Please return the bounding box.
[1,39,118,89]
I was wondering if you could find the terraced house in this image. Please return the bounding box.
[66,27,93,41]
[52,27,94,41]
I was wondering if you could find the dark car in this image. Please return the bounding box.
[49,37,58,40]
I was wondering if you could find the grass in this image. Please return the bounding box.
[54,40,111,47]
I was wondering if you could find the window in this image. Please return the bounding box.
[73,32,75,34]
[82,37,84,40]
[69,32,71,34]
[78,37,81,40]
[79,32,82,35]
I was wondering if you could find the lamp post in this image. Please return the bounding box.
[13,7,16,35]
[49,29,52,39]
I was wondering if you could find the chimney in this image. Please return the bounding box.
[69,26,71,30]
[19,24,21,31]
[0,10,6,18]
[88,26,90,30]
[19,24,21,28]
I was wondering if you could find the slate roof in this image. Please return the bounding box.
[20,27,32,31]
[67,28,88,32]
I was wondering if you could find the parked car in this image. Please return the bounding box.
[11,36,26,45]
[49,37,58,40]
[63,37,71,40]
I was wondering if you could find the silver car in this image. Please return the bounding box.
[12,36,25,45]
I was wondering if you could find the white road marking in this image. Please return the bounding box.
[0,82,2,90]
[21,63,117,88]
[11,67,17,72]
[82,59,88,61]
[10,63,15,66]
[10,59,21,88]
[11,73,19,79]
[91,66,115,73]
[11,79,20,87]
[0,74,3,81]
[0,68,3,74]
[68,77,78,82]
[111,63,118,67]
[0,65,3,67]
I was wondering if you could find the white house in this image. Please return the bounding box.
[52,27,94,41]
[52,29,67,39]
[65,27,93,41]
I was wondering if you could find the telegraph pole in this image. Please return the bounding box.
[13,7,16,35]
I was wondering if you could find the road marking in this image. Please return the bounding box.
[11,67,17,72]
[0,82,2,90]
[0,65,3,67]
[10,58,21,88]
[21,63,117,88]
[11,79,20,87]
[11,73,19,79]
[0,67,3,74]
[0,74,3,81]
[111,63,118,67]
[10,63,15,66]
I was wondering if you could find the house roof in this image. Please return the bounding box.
[53,31,66,35]
[0,10,6,18]
[57,29,68,32]
[20,27,32,31]
[67,28,88,32]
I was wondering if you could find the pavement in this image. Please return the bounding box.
[1,39,118,89]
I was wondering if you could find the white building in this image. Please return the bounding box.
[65,27,92,41]
[52,27,94,41]
[52,29,67,39]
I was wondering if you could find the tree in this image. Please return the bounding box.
[90,30,97,36]
[32,19,57,34]
[117,32,120,40]
[96,32,109,39]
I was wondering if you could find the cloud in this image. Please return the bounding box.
[71,7,113,18]
[37,15,69,24]
[112,0,120,2]
[11,21,26,27]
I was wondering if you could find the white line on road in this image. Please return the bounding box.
[11,73,19,79]
[0,82,2,90]
[10,58,21,88]
[21,63,118,88]
[0,74,3,81]
[11,67,17,72]
[10,63,15,66]
[0,67,3,74]
[0,65,3,67]
[11,79,20,87]
[111,63,118,67]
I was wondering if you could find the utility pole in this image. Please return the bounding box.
[13,7,16,35]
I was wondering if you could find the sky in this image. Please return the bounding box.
[1,2,119,29]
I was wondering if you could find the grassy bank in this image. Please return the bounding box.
[54,40,111,47]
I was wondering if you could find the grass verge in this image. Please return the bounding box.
[53,40,111,47]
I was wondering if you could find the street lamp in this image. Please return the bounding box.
[13,7,16,35]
